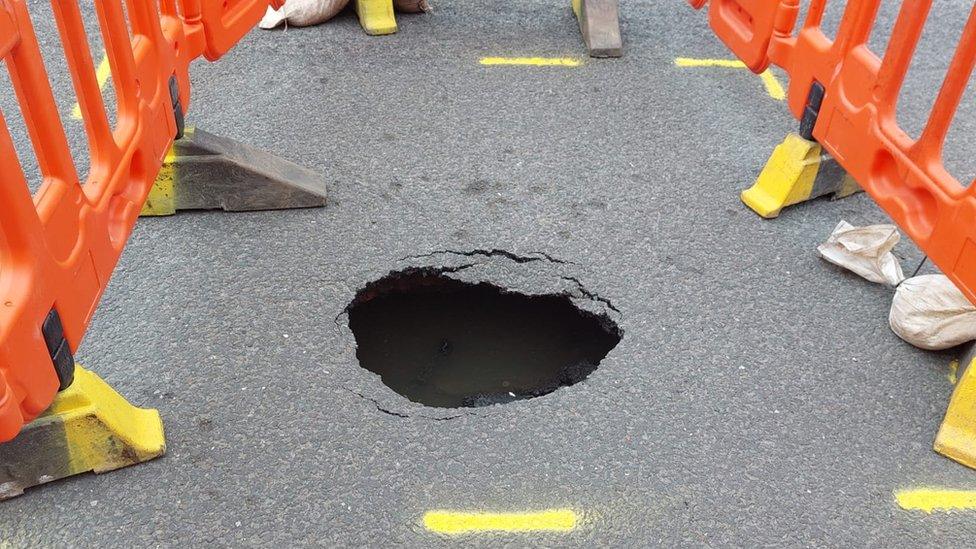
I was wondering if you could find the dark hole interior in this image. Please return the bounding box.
[347,271,621,408]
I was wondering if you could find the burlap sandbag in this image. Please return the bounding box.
[890,274,976,350]
[393,0,431,13]
[259,0,351,28]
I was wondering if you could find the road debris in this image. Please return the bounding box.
[818,220,905,286]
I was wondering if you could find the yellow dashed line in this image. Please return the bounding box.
[758,70,786,100]
[896,489,976,513]
[480,57,582,67]
[674,57,785,101]
[71,53,111,120]
[423,509,577,534]
[674,57,745,68]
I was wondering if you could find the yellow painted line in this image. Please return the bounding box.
[71,53,112,120]
[949,359,960,385]
[423,509,577,534]
[674,57,785,101]
[674,57,746,68]
[895,489,976,513]
[480,57,582,67]
[758,69,786,100]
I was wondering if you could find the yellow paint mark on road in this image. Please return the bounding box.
[480,57,582,67]
[674,57,785,100]
[949,359,960,385]
[423,509,577,534]
[896,489,976,513]
[758,69,786,100]
[674,57,745,68]
[71,53,112,120]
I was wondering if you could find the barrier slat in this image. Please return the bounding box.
[6,2,79,194]
[0,108,54,437]
[96,1,140,133]
[876,1,929,110]
[918,7,976,158]
[52,0,119,169]
[0,117,44,253]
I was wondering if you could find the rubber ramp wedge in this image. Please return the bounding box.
[572,0,622,58]
[141,127,328,216]
[0,366,165,500]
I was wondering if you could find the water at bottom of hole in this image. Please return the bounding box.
[347,275,621,408]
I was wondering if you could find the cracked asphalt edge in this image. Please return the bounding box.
[332,248,623,419]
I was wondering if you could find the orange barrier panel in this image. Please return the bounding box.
[0,0,275,442]
[689,1,976,306]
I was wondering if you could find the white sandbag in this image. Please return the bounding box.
[890,274,976,350]
[817,220,905,286]
[393,0,431,13]
[259,0,350,29]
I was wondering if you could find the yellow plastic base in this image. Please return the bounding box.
[0,365,165,500]
[741,133,822,219]
[935,358,976,470]
[141,127,195,217]
[140,149,177,216]
[355,0,397,35]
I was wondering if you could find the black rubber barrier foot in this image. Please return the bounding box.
[141,127,328,216]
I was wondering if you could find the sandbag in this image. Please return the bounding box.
[393,0,431,13]
[259,0,350,29]
[817,220,905,286]
[889,274,976,350]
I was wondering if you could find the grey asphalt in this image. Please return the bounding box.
[3,0,976,546]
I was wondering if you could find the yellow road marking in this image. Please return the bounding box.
[71,53,111,120]
[949,359,960,385]
[895,489,976,513]
[674,57,745,68]
[480,57,582,67]
[674,57,785,101]
[423,509,577,534]
[758,70,786,100]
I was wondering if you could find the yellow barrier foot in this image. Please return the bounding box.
[0,365,165,500]
[355,0,397,36]
[140,127,328,216]
[572,0,622,57]
[935,353,976,470]
[741,132,861,218]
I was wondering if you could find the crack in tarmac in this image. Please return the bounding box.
[399,248,576,265]
[336,249,620,324]
[333,263,483,327]
[560,275,621,314]
[341,387,469,421]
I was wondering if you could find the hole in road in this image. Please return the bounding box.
[347,270,621,408]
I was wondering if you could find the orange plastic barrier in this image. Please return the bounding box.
[689,1,976,306]
[0,0,277,442]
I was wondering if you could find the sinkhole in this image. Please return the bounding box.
[346,270,621,408]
